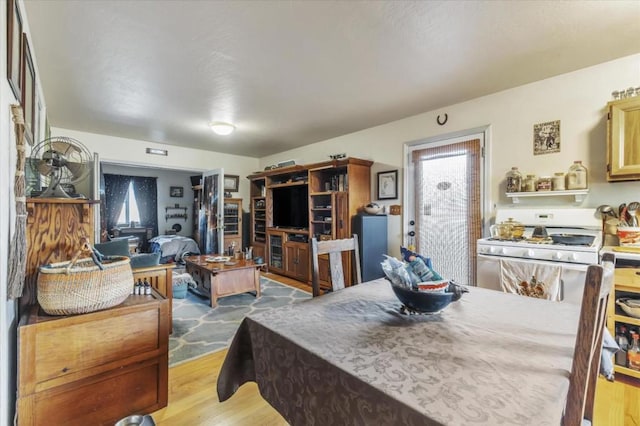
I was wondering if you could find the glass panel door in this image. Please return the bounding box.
[407,137,483,285]
[200,168,224,254]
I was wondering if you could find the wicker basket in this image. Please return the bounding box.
[37,254,133,316]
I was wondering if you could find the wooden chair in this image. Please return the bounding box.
[563,252,615,426]
[311,235,362,297]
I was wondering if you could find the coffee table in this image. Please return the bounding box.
[184,255,262,307]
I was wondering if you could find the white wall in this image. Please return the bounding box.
[52,127,259,213]
[102,164,199,238]
[260,53,640,255]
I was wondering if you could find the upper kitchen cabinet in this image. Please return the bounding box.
[607,96,640,181]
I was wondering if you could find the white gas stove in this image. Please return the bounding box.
[476,208,602,304]
[477,208,602,265]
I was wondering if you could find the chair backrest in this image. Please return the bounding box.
[311,235,362,297]
[563,252,615,425]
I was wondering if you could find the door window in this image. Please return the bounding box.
[406,135,484,285]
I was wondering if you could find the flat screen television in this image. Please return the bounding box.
[272,186,308,229]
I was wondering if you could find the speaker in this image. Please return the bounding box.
[352,214,388,282]
[190,175,201,187]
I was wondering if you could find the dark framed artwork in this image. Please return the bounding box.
[224,175,239,192]
[170,186,184,198]
[377,170,398,200]
[35,97,42,144]
[6,0,22,100]
[21,33,35,145]
[45,115,51,140]
[533,120,560,155]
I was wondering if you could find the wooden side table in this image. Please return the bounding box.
[185,255,262,307]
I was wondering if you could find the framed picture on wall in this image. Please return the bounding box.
[377,170,398,200]
[170,186,183,197]
[224,175,239,192]
[21,33,35,145]
[35,97,42,144]
[6,0,22,100]
[533,120,561,155]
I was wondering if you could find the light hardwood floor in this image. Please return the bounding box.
[152,273,640,425]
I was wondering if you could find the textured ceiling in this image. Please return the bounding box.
[23,1,640,158]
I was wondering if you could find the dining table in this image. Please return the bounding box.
[217,278,581,425]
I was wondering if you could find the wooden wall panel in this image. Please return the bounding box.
[24,199,97,305]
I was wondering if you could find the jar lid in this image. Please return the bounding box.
[526,174,536,177]
[554,172,565,176]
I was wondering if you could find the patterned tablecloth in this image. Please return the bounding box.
[218,278,580,425]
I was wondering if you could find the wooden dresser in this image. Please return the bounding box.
[16,290,169,426]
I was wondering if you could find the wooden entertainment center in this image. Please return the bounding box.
[248,157,372,290]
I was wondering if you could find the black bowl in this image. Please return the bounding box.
[390,283,454,314]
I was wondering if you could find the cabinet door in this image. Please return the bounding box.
[284,243,309,281]
[284,244,298,277]
[608,97,640,181]
[335,192,349,239]
[295,244,309,281]
[269,233,284,272]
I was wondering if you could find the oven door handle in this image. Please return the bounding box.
[478,254,590,270]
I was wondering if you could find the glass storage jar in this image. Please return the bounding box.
[566,161,588,189]
[552,172,566,191]
[503,218,525,239]
[523,174,537,192]
[506,167,522,193]
[537,176,552,191]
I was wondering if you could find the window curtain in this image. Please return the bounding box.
[104,173,131,233]
[411,139,481,285]
[132,176,158,237]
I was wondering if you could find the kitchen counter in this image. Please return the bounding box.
[602,246,640,264]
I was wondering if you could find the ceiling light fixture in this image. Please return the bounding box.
[209,121,235,136]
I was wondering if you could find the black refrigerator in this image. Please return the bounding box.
[352,214,388,282]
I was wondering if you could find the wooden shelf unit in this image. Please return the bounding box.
[606,258,640,381]
[223,198,243,252]
[165,205,188,220]
[505,189,589,204]
[249,177,267,261]
[248,157,372,287]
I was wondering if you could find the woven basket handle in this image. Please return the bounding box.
[66,238,103,273]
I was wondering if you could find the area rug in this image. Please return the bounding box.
[169,276,311,366]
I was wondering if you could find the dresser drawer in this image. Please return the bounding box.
[18,292,169,400]
[33,307,161,385]
[615,268,640,291]
[17,355,168,426]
